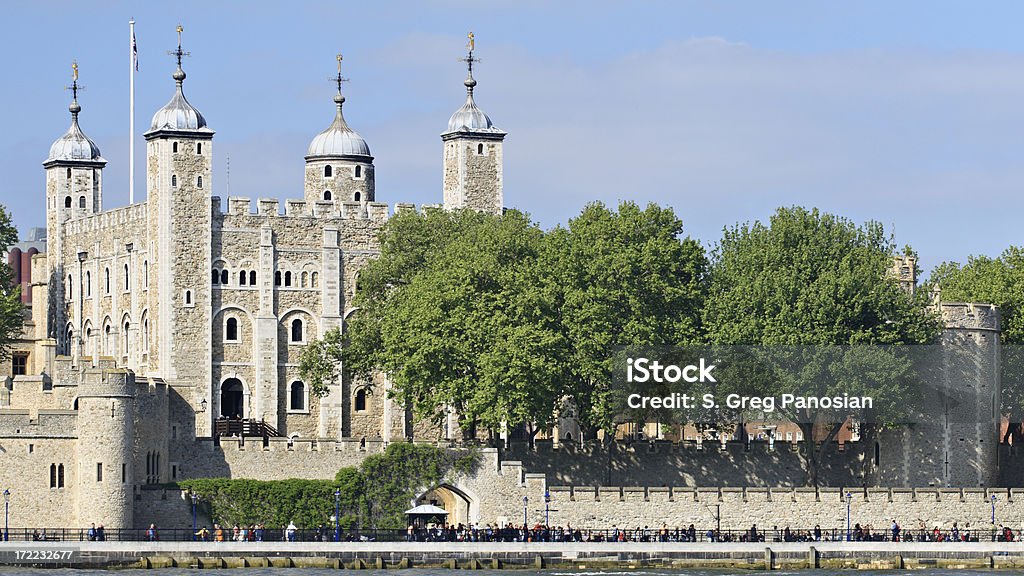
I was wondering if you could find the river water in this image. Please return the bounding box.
[0,565,1011,569]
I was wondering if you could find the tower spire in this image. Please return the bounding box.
[331,53,349,110]
[167,24,190,85]
[66,60,83,118]
[459,32,478,95]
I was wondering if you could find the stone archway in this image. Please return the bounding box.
[220,378,245,418]
[416,484,473,526]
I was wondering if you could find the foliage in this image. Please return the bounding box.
[0,204,23,361]
[298,327,343,398]
[178,442,478,530]
[702,206,941,484]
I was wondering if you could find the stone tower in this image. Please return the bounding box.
[42,64,106,353]
[442,34,506,216]
[75,363,135,528]
[143,28,215,435]
[305,55,375,205]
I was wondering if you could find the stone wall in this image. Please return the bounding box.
[174,437,384,481]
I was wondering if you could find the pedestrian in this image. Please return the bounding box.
[146,523,159,541]
[87,523,96,542]
[286,521,297,542]
[96,524,105,541]
[891,519,900,542]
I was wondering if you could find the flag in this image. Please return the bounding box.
[132,29,138,71]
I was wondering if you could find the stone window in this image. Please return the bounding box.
[239,270,247,285]
[301,271,308,288]
[79,195,86,209]
[184,290,193,306]
[64,196,72,209]
[67,275,73,299]
[104,268,110,294]
[249,271,256,285]
[96,462,103,482]
[85,271,91,297]
[58,464,64,488]
[477,143,484,155]
[354,191,361,201]
[12,353,27,376]
[290,381,305,411]
[355,388,367,412]
[225,317,239,342]
[171,175,177,187]
[50,464,57,488]
[143,317,149,350]
[122,463,126,483]
[172,142,178,153]
[196,142,202,154]
[274,271,281,286]
[354,165,362,178]
[311,272,318,288]
[212,269,220,284]
[284,271,292,287]
[323,190,332,201]
[197,176,204,189]
[66,167,71,178]
[220,269,229,285]
[123,321,130,356]
[124,263,130,291]
[324,165,332,178]
[144,261,148,287]
[290,318,303,343]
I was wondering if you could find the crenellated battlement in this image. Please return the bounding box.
[62,202,147,236]
[0,409,78,438]
[211,196,443,224]
[941,301,1000,332]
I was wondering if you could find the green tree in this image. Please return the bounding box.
[299,327,343,398]
[546,201,708,436]
[930,247,1024,441]
[0,204,23,361]
[703,206,940,485]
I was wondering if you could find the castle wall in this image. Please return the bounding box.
[0,435,77,529]
[175,437,383,480]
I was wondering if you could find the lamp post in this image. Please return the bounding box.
[544,489,551,527]
[991,494,997,525]
[190,491,199,541]
[522,496,528,526]
[845,492,852,542]
[334,489,341,542]
[3,488,9,542]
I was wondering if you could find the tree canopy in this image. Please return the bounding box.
[0,204,23,361]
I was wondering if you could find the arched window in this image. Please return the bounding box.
[85,271,91,297]
[184,290,192,305]
[212,269,220,284]
[239,270,247,285]
[355,388,367,412]
[67,275,73,298]
[354,165,362,178]
[171,175,177,187]
[66,167,72,179]
[143,317,149,350]
[124,264,129,290]
[274,271,281,286]
[220,269,228,285]
[324,165,332,178]
[290,381,305,411]
[144,261,148,286]
[57,464,65,488]
[249,271,256,285]
[104,268,110,294]
[172,142,178,153]
[311,272,318,287]
[103,323,111,356]
[196,142,202,154]
[354,191,361,201]
[123,321,130,355]
[197,176,203,188]
[225,317,238,342]
[79,196,86,209]
[64,196,72,208]
[301,271,308,288]
[284,271,292,287]
[50,463,57,488]
[291,318,303,342]
[323,190,332,201]
[478,143,484,154]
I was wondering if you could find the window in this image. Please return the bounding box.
[66,167,72,178]
[96,462,103,482]
[311,272,318,287]
[220,269,228,285]
[124,264,130,290]
[104,268,110,294]
[172,142,178,153]
[12,353,27,376]
[249,271,256,286]
[323,190,332,201]
[50,464,57,488]
[226,317,238,342]
[64,196,72,208]
[144,261,148,286]
[85,271,91,297]
[79,196,86,209]
[301,271,308,288]
[477,143,484,155]
[284,271,292,287]
[123,322,130,355]
[354,191,361,201]
[290,381,305,411]
[122,463,126,483]
[354,165,362,178]
[239,270,247,285]
[143,318,149,350]
[67,275,73,300]
[197,176,203,188]
[171,175,177,187]
[58,464,64,488]
[196,142,202,154]
[355,388,367,412]
[324,165,332,178]
[212,269,220,284]
[291,318,303,342]
[274,271,281,286]
[184,290,192,305]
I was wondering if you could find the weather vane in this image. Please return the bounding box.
[460,31,479,75]
[467,31,475,53]
[330,53,349,93]
[168,24,190,67]
[66,60,82,101]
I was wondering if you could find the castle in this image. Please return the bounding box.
[0,31,1008,532]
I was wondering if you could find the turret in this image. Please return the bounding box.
[441,33,506,216]
[305,54,375,204]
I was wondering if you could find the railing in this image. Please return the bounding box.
[1,527,1016,544]
[213,418,281,439]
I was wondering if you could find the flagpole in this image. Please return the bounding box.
[129,17,135,205]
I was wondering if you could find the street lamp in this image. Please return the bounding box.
[522,496,528,526]
[991,494,997,525]
[845,492,852,542]
[334,489,341,542]
[544,489,551,527]
[4,488,11,542]
[190,491,199,541]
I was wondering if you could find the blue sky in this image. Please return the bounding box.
[3,1,1024,276]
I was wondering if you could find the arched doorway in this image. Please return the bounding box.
[416,485,473,526]
[221,378,245,418]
